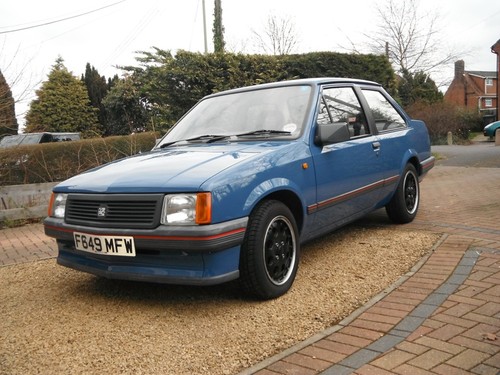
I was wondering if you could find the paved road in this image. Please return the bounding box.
[432,138,500,168]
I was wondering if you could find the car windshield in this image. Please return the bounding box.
[156,84,312,147]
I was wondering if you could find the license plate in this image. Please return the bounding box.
[73,232,136,257]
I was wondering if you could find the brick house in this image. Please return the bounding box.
[444,60,497,123]
[491,39,500,122]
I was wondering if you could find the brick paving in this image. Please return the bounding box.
[1,162,500,374]
[0,223,57,265]
[239,165,500,375]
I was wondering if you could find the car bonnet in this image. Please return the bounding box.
[53,143,280,193]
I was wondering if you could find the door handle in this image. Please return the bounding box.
[372,141,381,150]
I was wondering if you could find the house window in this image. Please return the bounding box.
[485,99,493,107]
[486,78,493,86]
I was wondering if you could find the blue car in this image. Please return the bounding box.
[44,78,434,299]
[483,120,500,139]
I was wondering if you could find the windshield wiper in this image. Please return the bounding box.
[159,140,184,148]
[236,129,291,137]
[186,134,229,143]
[159,134,229,148]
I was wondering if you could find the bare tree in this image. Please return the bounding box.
[362,0,464,84]
[251,14,299,55]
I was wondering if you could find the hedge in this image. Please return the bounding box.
[130,50,396,131]
[0,132,158,186]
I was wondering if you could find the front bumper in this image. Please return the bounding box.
[44,217,247,285]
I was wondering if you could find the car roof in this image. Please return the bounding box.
[204,77,381,98]
[0,132,81,147]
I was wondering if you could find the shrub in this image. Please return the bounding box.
[406,101,482,145]
[129,50,395,133]
[0,132,158,185]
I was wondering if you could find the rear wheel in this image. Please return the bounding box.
[240,200,299,300]
[386,164,420,224]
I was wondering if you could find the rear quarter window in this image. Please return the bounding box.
[362,90,407,132]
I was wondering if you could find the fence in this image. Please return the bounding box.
[0,182,56,221]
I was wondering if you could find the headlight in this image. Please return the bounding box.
[161,193,211,225]
[48,193,68,218]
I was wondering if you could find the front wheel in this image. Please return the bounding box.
[240,200,299,300]
[386,164,420,224]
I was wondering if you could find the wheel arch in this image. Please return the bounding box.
[245,187,305,235]
[262,190,304,234]
[399,147,422,177]
[407,155,421,176]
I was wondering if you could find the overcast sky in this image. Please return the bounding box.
[1,0,499,129]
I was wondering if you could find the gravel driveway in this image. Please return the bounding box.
[0,224,438,375]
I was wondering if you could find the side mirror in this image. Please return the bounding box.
[315,122,350,146]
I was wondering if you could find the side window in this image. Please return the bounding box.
[317,87,370,138]
[362,90,407,132]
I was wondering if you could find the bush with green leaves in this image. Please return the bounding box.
[123,49,395,133]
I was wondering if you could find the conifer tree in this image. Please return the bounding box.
[25,58,101,137]
[398,69,443,108]
[102,75,149,135]
[82,63,109,129]
[0,69,18,137]
[213,0,225,53]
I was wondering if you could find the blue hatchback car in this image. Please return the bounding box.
[44,78,434,299]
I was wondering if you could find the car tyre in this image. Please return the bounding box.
[386,164,419,224]
[240,200,299,300]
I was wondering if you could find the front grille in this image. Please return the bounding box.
[65,194,164,229]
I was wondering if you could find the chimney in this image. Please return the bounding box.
[455,60,465,79]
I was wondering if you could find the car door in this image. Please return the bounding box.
[308,85,386,235]
[359,88,412,200]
